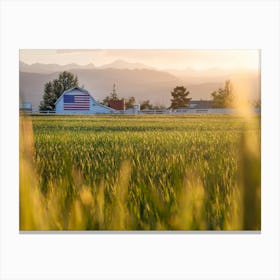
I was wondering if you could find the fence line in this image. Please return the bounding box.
[24,108,261,115]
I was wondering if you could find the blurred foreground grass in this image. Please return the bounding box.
[20,115,260,230]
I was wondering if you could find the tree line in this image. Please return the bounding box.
[39,71,261,111]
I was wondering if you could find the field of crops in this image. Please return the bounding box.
[20,114,261,230]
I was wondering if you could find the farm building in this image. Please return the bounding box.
[55,87,116,114]
[109,99,125,111]
[189,100,213,109]
[20,102,32,113]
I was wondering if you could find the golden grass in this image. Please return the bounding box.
[20,114,261,230]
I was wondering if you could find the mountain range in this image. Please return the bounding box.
[19,61,260,110]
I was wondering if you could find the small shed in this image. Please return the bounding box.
[20,102,32,113]
[55,87,115,114]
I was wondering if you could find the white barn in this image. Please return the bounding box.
[55,87,115,114]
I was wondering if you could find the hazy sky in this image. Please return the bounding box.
[20,49,260,71]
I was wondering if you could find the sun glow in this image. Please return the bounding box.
[20,49,260,71]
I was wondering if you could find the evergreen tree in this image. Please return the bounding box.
[39,82,56,111]
[170,86,191,109]
[102,84,119,106]
[110,83,118,100]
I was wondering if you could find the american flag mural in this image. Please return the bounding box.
[63,94,90,110]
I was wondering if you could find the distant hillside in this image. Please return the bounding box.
[20,68,224,110]
[99,59,154,70]
[19,61,260,110]
[19,59,152,74]
[20,72,58,108]
[19,61,96,74]
[70,68,183,104]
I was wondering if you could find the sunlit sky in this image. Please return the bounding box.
[20,49,260,71]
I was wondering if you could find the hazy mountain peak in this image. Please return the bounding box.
[99,59,154,70]
[19,61,96,74]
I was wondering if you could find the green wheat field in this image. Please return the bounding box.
[20,114,261,231]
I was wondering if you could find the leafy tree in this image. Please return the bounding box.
[170,86,191,109]
[211,80,234,108]
[39,71,78,110]
[125,96,136,109]
[152,103,166,110]
[139,100,166,110]
[101,96,111,107]
[140,100,153,110]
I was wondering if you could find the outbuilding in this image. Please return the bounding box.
[55,87,116,114]
[20,102,32,113]
[189,100,213,109]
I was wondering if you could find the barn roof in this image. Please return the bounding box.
[54,86,91,105]
[54,86,116,112]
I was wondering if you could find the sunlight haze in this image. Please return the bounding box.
[20,49,260,71]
